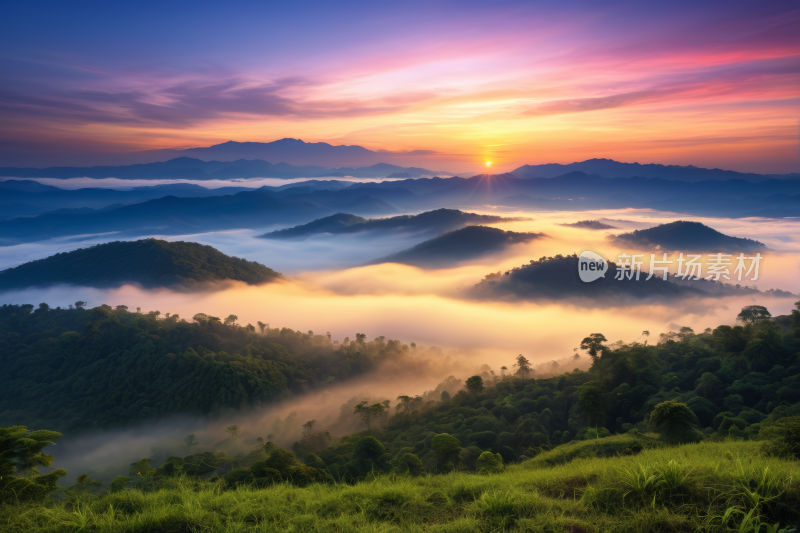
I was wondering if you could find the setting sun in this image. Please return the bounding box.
[486,161,492,167]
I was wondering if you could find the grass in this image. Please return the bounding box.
[2,438,798,533]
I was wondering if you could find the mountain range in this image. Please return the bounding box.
[0,156,451,181]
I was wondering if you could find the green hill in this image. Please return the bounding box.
[373,225,544,268]
[611,220,765,252]
[0,239,280,290]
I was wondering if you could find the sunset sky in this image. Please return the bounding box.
[1,0,798,172]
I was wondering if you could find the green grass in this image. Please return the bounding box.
[2,439,798,533]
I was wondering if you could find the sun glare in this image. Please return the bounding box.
[486,161,492,167]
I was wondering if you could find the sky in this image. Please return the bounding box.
[1,0,799,173]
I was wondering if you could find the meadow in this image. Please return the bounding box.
[2,436,798,533]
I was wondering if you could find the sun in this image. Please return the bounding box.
[485,161,492,167]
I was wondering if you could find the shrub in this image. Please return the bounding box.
[648,401,703,444]
[475,451,503,474]
[761,416,800,459]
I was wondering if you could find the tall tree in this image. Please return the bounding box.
[737,305,771,325]
[465,375,485,396]
[354,400,390,431]
[580,333,608,361]
[226,425,240,441]
[514,354,532,383]
[184,433,198,452]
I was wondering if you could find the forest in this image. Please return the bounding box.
[1,300,799,531]
[0,239,281,290]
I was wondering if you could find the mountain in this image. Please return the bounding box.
[260,209,521,239]
[561,220,618,230]
[511,158,800,182]
[0,239,280,290]
[470,255,705,302]
[0,156,451,181]
[0,189,332,245]
[610,221,766,252]
[372,225,544,268]
[337,195,399,215]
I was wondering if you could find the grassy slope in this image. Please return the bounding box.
[4,437,798,533]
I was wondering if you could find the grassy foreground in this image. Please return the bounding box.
[3,437,798,533]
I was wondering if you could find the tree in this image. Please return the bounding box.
[440,391,451,402]
[648,401,703,444]
[184,433,198,452]
[792,301,800,329]
[580,333,608,360]
[298,420,331,453]
[514,354,532,383]
[578,381,607,427]
[354,400,390,431]
[75,301,86,309]
[431,433,461,471]
[224,314,239,328]
[257,321,268,334]
[737,305,771,325]
[465,375,484,396]
[226,425,240,441]
[0,425,67,503]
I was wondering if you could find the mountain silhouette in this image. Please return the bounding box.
[260,209,521,239]
[511,158,799,182]
[610,221,766,252]
[470,255,706,302]
[371,225,544,268]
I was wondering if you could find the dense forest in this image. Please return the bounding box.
[0,302,431,431]
[1,301,799,531]
[0,239,280,290]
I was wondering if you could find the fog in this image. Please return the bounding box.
[2,176,414,191]
[3,207,800,485]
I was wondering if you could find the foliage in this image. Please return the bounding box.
[0,425,66,504]
[0,239,281,290]
[0,304,418,431]
[647,401,703,444]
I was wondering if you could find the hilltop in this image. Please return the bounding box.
[260,209,521,239]
[611,221,766,252]
[470,254,705,302]
[0,239,280,290]
[373,225,544,268]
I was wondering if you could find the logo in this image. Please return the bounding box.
[578,250,608,282]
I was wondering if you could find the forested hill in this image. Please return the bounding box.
[611,221,766,252]
[260,209,520,239]
[373,226,544,268]
[0,303,421,432]
[0,239,280,290]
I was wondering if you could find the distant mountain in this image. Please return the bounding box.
[610,221,766,252]
[0,156,452,181]
[0,189,332,245]
[561,220,617,230]
[469,255,705,302]
[260,209,521,240]
[372,225,544,268]
[0,239,280,290]
[337,195,399,215]
[511,158,799,182]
